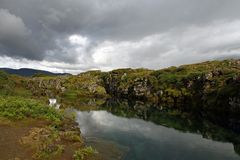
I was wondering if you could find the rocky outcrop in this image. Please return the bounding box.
[103,70,153,100]
[26,77,66,97]
[102,60,240,132]
[103,61,239,106]
[26,71,108,98]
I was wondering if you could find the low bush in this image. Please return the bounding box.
[0,96,63,122]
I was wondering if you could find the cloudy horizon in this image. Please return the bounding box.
[0,0,240,74]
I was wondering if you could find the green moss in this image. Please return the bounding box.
[73,146,97,160]
[61,131,83,142]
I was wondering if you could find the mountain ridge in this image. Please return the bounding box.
[0,68,70,77]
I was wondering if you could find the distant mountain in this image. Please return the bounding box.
[0,68,70,77]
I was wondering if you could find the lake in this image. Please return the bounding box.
[75,109,240,160]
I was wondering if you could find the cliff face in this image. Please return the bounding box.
[26,71,108,99]
[102,60,240,131]
[103,60,240,106]
[26,77,66,97]
[103,69,154,100]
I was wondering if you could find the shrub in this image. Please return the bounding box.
[73,146,97,160]
[0,96,63,122]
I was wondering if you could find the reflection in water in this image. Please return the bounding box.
[61,97,240,159]
[102,99,240,145]
[76,110,240,160]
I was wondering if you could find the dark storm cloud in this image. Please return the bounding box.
[0,0,240,72]
[0,9,42,60]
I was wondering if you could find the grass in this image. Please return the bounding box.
[0,71,33,97]
[73,146,97,160]
[61,131,83,142]
[0,96,62,122]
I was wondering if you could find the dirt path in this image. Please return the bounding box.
[0,120,79,160]
[0,120,101,160]
[0,120,42,160]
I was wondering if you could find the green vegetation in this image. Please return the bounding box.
[61,130,83,142]
[63,70,107,98]
[26,70,108,100]
[103,59,240,107]
[0,71,32,97]
[73,146,97,160]
[21,127,65,159]
[0,96,62,121]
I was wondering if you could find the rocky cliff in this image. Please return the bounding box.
[102,59,240,131]
[26,71,107,99]
[103,60,240,106]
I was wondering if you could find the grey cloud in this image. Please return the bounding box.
[0,9,41,60]
[0,0,240,72]
[90,20,240,70]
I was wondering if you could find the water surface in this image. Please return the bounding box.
[76,110,240,160]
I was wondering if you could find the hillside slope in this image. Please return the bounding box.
[0,68,69,77]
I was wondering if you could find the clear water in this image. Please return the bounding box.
[76,110,240,160]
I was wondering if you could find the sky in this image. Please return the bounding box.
[0,0,240,74]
